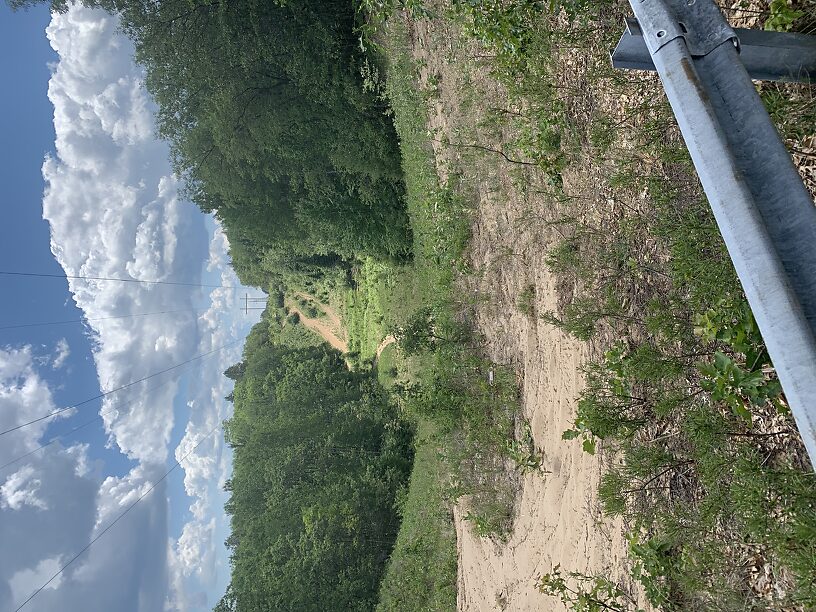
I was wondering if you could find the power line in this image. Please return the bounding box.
[0,270,235,290]
[0,345,226,472]
[0,375,176,472]
[14,422,222,612]
[0,338,242,438]
[0,307,206,332]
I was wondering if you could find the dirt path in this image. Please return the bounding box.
[453,275,631,610]
[288,294,396,362]
[286,300,349,353]
[375,335,396,361]
[295,292,346,339]
[406,14,642,611]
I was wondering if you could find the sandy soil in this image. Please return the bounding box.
[295,292,346,339]
[405,14,643,611]
[375,335,396,361]
[453,271,632,611]
[289,293,396,363]
[286,297,349,353]
[402,4,815,607]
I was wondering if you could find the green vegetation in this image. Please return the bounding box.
[96,0,412,287]
[219,317,413,611]
[376,421,457,611]
[170,0,816,607]
[375,343,399,388]
[365,17,523,604]
[344,259,390,362]
[538,565,641,612]
[12,0,816,609]
[444,0,816,609]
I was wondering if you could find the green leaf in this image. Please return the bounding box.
[713,351,732,371]
[734,402,753,424]
[582,438,596,455]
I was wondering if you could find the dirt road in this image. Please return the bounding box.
[286,298,349,353]
[375,335,396,361]
[407,15,641,611]
[288,294,396,363]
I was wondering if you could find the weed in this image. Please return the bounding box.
[628,535,673,608]
[505,421,543,472]
[765,0,805,31]
[463,511,495,538]
[538,565,640,612]
[516,284,536,317]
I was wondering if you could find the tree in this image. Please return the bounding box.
[217,320,413,610]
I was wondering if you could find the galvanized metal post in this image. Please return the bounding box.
[612,17,816,83]
[622,0,816,467]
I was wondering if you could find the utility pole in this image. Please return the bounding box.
[241,293,267,315]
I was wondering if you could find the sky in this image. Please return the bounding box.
[0,3,263,610]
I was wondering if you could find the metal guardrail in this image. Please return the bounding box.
[612,1,816,468]
[613,17,816,83]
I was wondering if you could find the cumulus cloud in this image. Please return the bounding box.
[43,4,208,466]
[0,344,179,612]
[52,338,71,369]
[27,469,170,612]
[21,5,262,611]
[0,345,70,468]
[1,466,48,511]
[8,556,64,604]
[0,347,98,611]
[167,228,251,605]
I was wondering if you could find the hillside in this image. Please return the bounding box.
[53,0,816,610]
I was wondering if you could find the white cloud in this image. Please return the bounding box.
[168,230,254,603]
[175,519,216,579]
[0,345,70,468]
[9,556,63,606]
[31,5,262,611]
[0,346,98,608]
[52,338,71,369]
[1,466,48,511]
[43,4,208,466]
[206,223,230,273]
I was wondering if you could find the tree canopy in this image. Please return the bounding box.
[130,0,410,279]
[24,0,413,285]
[218,319,413,611]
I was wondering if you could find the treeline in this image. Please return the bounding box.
[32,0,413,286]
[217,319,413,611]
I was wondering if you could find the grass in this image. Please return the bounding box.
[362,0,816,609]
[364,12,524,609]
[376,420,458,612]
[343,258,391,362]
[376,342,400,388]
[383,8,520,523]
[352,1,816,609]
[266,305,325,349]
[447,2,816,609]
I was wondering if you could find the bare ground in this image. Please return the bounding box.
[288,292,395,363]
[376,335,396,361]
[400,1,815,606]
[295,291,346,339]
[406,14,645,611]
[286,296,349,353]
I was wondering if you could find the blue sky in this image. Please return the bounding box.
[0,2,134,478]
[0,3,261,610]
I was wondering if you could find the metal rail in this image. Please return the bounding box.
[615,0,816,467]
[613,17,816,83]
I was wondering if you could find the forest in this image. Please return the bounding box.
[216,317,412,611]
[84,0,412,286]
[13,0,816,609]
